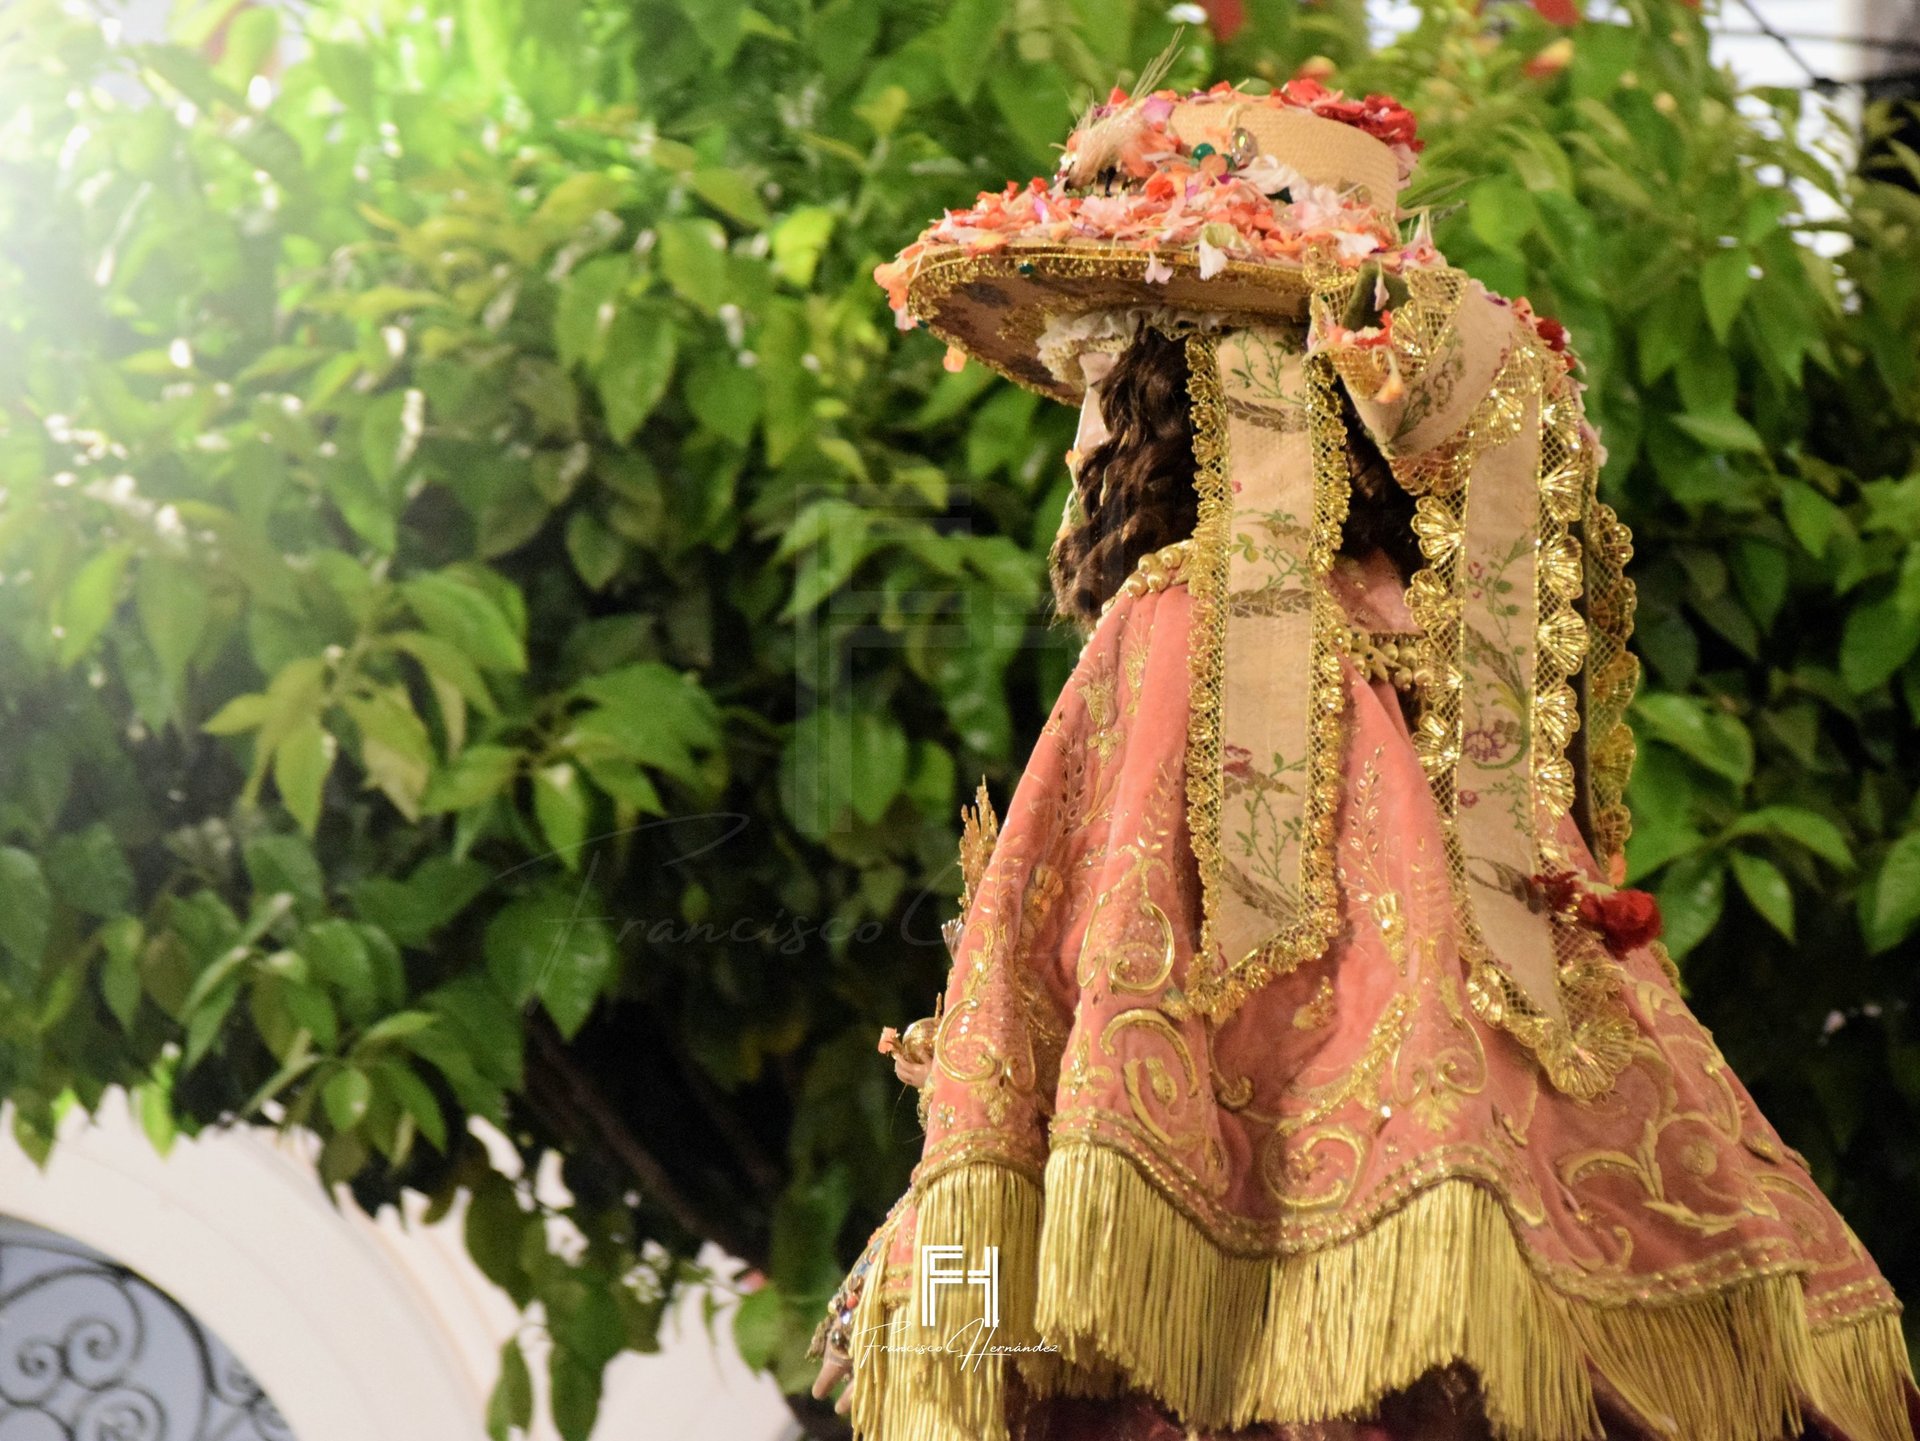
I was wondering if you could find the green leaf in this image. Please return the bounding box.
[484,888,617,1035]
[46,824,135,919]
[361,387,426,487]
[770,206,836,289]
[318,1128,368,1185]
[342,688,435,821]
[597,305,679,443]
[1840,593,1920,693]
[534,171,629,232]
[568,663,720,780]
[423,744,522,813]
[1467,176,1539,254]
[674,0,747,64]
[487,1339,534,1441]
[549,1346,604,1441]
[0,849,52,978]
[211,4,280,85]
[1698,246,1754,343]
[323,1067,373,1130]
[181,942,254,1022]
[350,858,492,948]
[732,1286,782,1371]
[939,0,1003,100]
[243,832,327,910]
[1656,852,1726,961]
[99,916,145,1031]
[1722,807,1852,869]
[465,1175,534,1302]
[684,346,762,445]
[1729,850,1795,940]
[689,167,770,228]
[403,573,528,674]
[387,630,497,720]
[377,1060,447,1152]
[203,691,274,736]
[849,709,909,824]
[553,254,631,371]
[1631,694,1753,787]
[273,717,336,835]
[1672,411,1766,454]
[564,511,627,590]
[136,557,212,704]
[534,762,590,868]
[655,218,730,312]
[301,919,375,1010]
[1864,830,1920,954]
[184,975,242,1068]
[54,542,133,668]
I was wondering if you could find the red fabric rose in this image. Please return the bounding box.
[1577,888,1663,957]
[1531,868,1582,914]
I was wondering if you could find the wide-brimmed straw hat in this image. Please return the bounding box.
[874,62,1424,404]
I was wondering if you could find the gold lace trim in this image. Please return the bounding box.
[1582,498,1639,868]
[1173,330,1234,1020]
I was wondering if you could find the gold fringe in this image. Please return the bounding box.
[1808,1309,1918,1441]
[847,1162,1044,1441]
[853,1143,1916,1441]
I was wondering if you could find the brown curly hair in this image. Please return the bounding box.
[1048,326,1199,628]
[1047,326,1421,628]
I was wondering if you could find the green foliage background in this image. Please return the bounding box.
[1,0,1917,1433]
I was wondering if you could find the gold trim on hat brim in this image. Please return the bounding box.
[901,242,1316,405]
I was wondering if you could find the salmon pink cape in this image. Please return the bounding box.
[841,555,1915,1441]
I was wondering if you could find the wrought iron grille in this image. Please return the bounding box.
[0,1215,296,1441]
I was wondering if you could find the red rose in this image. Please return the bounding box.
[1535,313,1569,353]
[1577,888,1663,957]
[1531,868,1582,914]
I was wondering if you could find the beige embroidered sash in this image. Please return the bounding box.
[1162,324,1350,1022]
[1169,270,1641,1101]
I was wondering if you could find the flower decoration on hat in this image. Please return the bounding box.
[872,39,1440,402]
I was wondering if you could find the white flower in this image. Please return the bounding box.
[1144,254,1174,284]
[1238,155,1309,199]
[1334,230,1382,262]
[1196,235,1227,279]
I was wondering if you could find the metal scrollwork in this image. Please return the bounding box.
[0,1216,296,1441]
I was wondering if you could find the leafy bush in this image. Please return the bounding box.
[0,0,1914,1436]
